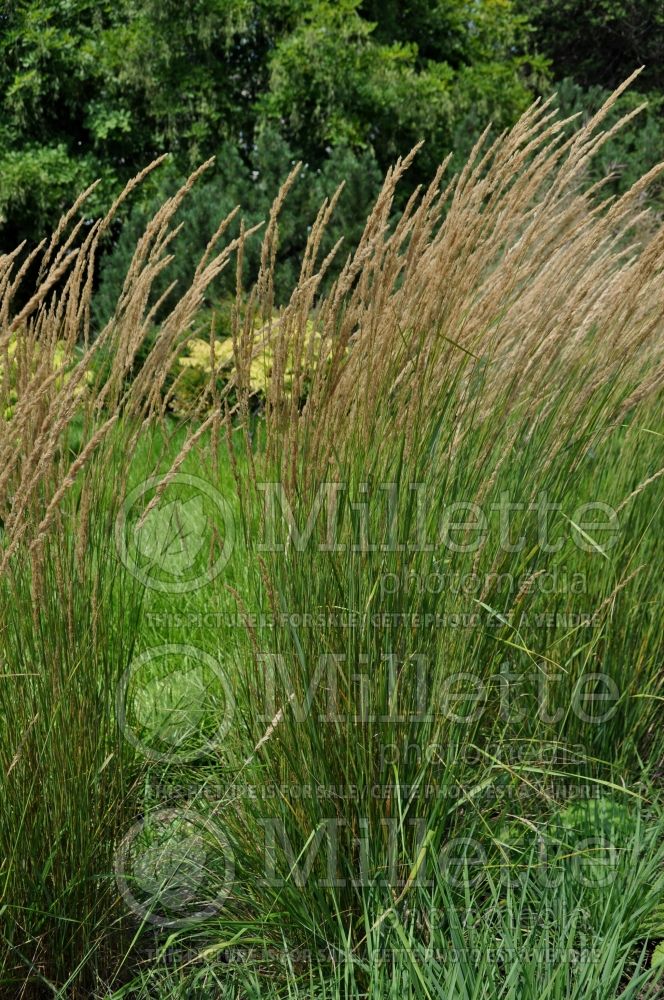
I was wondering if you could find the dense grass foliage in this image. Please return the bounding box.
[0,86,663,998]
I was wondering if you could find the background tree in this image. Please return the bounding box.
[0,0,542,252]
[1,0,662,309]
[517,0,664,91]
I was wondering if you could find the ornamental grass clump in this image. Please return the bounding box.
[219,71,664,978]
[0,75,663,997]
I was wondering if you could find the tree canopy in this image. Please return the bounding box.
[0,0,543,246]
[1,0,662,301]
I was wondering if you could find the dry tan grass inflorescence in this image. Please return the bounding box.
[0,74,662,574]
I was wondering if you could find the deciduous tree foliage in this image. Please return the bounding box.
[1,0,662,291]
[518,0,664,91]
[0,0,540,248]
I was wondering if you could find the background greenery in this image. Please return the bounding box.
[2,0,663,311]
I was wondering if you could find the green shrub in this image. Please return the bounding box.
[94,131,383,328]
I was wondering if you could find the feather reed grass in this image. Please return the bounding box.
[0,78,663,997]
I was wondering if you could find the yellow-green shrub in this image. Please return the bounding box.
[0,333,93,420]
[171,315,326,417]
